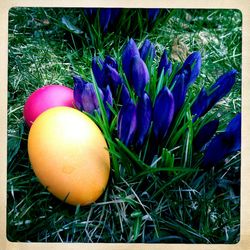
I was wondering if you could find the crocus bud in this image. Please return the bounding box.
[171,73,186,116]
[191,69,238,119]
[208,69,238,109]
[148,9,160,24]
[203,113,241,169]
[193,119,219,151]
[92,57,104,88]
[181,51,202,87]
[152,87,175,141]
[104,55,118,71]
[191,87,209,119]
[157,49,172,78]
[139,39,156,63]
[73,75,103,114]
[130,55,150,97]
[122,38,140,83]
[117,101,137,146]
[225,112,241,152]
[120,84,131,105]
[135,92,152,147]
[73,75,87,111]
[103,85,113,106]
[102,63,123,94]
[100,8,112,33]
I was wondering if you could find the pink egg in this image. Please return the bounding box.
[23,85,74,127]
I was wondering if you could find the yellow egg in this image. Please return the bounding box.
[28,107,110,206]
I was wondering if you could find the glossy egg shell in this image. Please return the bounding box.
[23,85,74,127]
[28,107,110,206]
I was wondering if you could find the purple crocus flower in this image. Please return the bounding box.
[181,51,202,87]
[191,70,238,119]
[100,8,112,33]
[193,119,219,151]
[139,39,156,63]
[102,63,123,94]
[93,53,130,105]
[191,87,209,119]
[92,55,121,90]
[73,75,86,110]
[171,73,186,116]
[152,87,175,141]
[122,39,150,97]
[117,101,137,146]
[208,69,238,108]
[135,92,152,147]
[73,75,103,114]
[104,55,118,71]
[119,84,131,105]
[122,38,140,83]
[148,9,160,24]
[203,113,241,169]
[130,55,150,97]
[171,52,201,92]
[157,49,172,78]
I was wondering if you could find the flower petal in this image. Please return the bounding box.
[193,119,219,151]
[153,87,175,140]
[203,132,233,169]
[131,55,150,97]
[103,63,122,94]
[117,101,137,146]
[73,75,103,114]
[203,113,241,168]
[139,39,155,62]
[225,113,241,152]
[191,70,238,119]
[104,55,118,71]
[171,73,186,116]
[157,49,172,77]
[100,8,112,33]
[73,75,87,110]
[120,84,131,105]
[182,51,202,87]
[122,38,140,83]
[135,92,152,147]
[148,9,160,23]
[191,87,209,119]
[208,69,238,109]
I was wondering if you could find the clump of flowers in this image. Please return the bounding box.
[61,9,170,48]
[83,8,163,33]
[73,38,241,178]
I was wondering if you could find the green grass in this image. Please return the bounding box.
[7,8,241,243]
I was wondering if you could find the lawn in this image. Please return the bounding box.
[7,8,241,243]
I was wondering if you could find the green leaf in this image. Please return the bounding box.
[61,16,83,35]
[154,69,166,101]
[135,166,198,179]
[181,109,194,168]
[132,216,142,241]
[116,139,149,171]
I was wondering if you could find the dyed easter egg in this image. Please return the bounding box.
[23,85,74,127]
[27,107,110,206]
